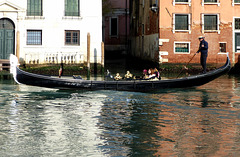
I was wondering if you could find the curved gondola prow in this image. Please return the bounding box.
[220,52,230,69]
[10,54,21,84]
[217,53,231,74]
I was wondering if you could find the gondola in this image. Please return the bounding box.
[10,54,231,92]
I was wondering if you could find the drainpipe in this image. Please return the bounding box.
[158,0,161,64]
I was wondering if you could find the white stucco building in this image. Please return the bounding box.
[0,0,102,64]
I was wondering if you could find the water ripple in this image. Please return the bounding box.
[1,76,240,156]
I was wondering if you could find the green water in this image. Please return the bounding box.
[0,75,240,156]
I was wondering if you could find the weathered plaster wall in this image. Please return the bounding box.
[159,0,240,64]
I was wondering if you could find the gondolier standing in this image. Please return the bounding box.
[197,36,208,73]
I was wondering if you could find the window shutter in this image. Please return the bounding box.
[173,14,175,33]
[201,14,204,33]
[189,14,191,34]
[217,14,220,34]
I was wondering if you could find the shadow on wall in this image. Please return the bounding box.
[229,55,240,74]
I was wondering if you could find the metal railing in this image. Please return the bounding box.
[25,52,84,64]
[0,60,10,71]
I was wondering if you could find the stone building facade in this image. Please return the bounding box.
[130,0,159,62]
[0,0,102,64]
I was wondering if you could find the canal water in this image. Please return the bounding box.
[0,74,240,156]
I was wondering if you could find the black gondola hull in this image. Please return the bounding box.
[12,56,231,92]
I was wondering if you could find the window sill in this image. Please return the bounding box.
[64,45,80,47]
[174,52,190,54]
[62,16,83,20]
[25,45,43,48]
[202,3,220,6]
[25,16,45,20]
[173,30,191,34]
[203,30,220,34]
[173,2,191,6]
[232,3,240,6]
[110,35,118,38]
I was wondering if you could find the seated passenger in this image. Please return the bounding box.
[148,68,156,79]
[106,69,114,79]
[154,68,161,80]
[114,73,122,80]
[125,71,133,80]
[142,69,148,79]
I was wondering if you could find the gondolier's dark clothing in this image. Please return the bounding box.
[197,39,208,73]
[200,54,207,73]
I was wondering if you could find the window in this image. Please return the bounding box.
[232,0,240,6]
[202,0,220,6]
[27,30,42,45]
[173,0,191,6]
[27,0,42,16]
[202,14,220,33]
[176,0,189,2]
[219,42,226,53]
[175,15,188,30]
[235,18,240,30]
[204,15,217,30]
[65,30,80,45]
[174,42,190,54]
[150,0,158,7]
[173,14,191,33]
[65,0,80,16]
[204,0,217,2]
[110,18,118,36]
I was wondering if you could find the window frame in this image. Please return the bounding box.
[65,30,80,46]
[26,30,42,45]
[27,0,43,17]
[219,42,227,53]
[173,14,191,34]
[235,18,240,30]
[174,41,191,54]
[202,0,220,6]
[173,0,191,6]
[202,14,220,34]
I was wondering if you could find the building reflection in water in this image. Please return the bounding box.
[146,76,240,156]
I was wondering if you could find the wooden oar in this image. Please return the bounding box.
[177,52,197,78]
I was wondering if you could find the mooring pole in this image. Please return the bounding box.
[16,31,20,60]
[87,33,91,79]
[101,42,105,74]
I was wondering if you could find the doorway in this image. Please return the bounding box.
[0,18,15,59]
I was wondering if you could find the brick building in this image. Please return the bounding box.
[130,0,240,64]
[103,0,130,54]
